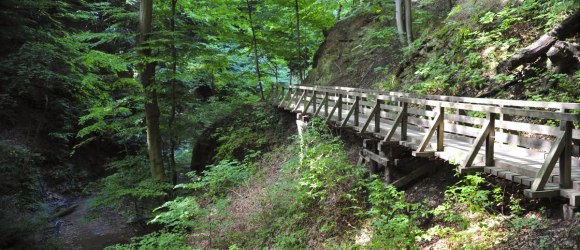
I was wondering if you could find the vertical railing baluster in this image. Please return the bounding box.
[436,105,444,151]
[560,108,572,188]
[354,96,360,126]
[338,94,343,121]
[485,112,496,166]
[401,101,408,141]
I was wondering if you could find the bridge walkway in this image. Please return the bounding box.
[273,85,580,206]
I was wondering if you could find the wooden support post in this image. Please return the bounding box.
[363,139,379,176]
[531,129,568,191]
[292,90,306,112]
[326,94,342,123]
[560,108,572,188]
[302,90,316,114]
[461,113,495,169]
[283,88,295,108]
[378,141,394,183]
[416,106,444,152]
[436,106,444,151]
[341,96,359,127]
[485,112,496,166]
[401,102,408,141]
[383,102,407,142]
[338,94,343,121]
[360,101,380,133]
[278,87,290,107]
[324,92,329,117]
[311,91,317,114]
[374,99,381,133]
[354,96,360,126]
[313,92,328,117]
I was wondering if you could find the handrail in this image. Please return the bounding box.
[300,85,580,110]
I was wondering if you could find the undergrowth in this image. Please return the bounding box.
[102,115,557,249]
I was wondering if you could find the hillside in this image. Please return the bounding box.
[306,0,579,102]
[0,0,578,249]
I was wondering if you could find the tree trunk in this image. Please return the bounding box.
[547,41,580,74]
[168,0,178,185]
[295,0,303,83]
[336,3,342,21]
[394,0,405,45]
[498,9,580,73]
[404,0,413,45]
[139,0,165,182]
[247,0,265,100]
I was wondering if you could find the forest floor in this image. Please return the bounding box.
[55,196,136,249]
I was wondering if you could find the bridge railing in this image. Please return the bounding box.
[272,84,580,197]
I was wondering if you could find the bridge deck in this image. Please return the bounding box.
[274,85,580,205]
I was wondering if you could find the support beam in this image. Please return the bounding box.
[383,102,408,142]
[416,106,444,152]
[531,130,569,191]
[313,92,329,117]
[292,90,306,112]
[302,90,316,114]
[326,94,342,123]
[461,112,495,169]
[360,101,380,133]
[341,96,360,127]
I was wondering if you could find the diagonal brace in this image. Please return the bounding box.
[531,130,569,191]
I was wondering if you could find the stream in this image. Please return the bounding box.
[54,196,137,249]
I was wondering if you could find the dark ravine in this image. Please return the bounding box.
[55,196,137,250]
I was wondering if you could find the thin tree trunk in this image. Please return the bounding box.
[394,0,405,45]
[404,0,413,45]
[295,0,303,83]
[139,0,165,182]
[168,0,178,185]
[336,3,342,21]
[246,0,265,100]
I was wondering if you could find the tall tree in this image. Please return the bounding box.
[246,0,265,100]
[138,0,165,181]
[295,0,303,83]
[168,0,179,185]
[404,0,413,44]
[394,0,413,45]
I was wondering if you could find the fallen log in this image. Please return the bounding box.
[498,9,580,73]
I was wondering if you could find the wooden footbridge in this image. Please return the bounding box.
[271,85,580,207]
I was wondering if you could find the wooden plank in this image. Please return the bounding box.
[362,149,389,166]
[496,120,562,136]
[495,132,553,152]
[392,165,432,188]
[304,85,580,110]
[531,130,568,191]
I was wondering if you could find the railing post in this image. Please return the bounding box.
[354,96,360,126]
[436,106,444,151]
[560,108,572,188]
[485,112,496,166]
[338,94,343,121]
[312,91,317,114]
[324,92,329,117]
[401,102,408,141]
[374,99,381,133]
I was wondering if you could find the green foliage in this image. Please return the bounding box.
[365,178,425,248]
[86,155,171,220]
[178,160,253,198]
